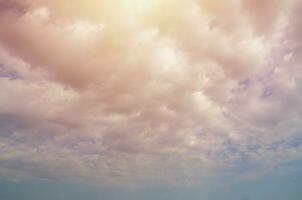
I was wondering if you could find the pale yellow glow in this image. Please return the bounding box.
[123,0,160,17]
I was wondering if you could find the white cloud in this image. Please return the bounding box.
[0,0,302,186]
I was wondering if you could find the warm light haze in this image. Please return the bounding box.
[0,0,302,199]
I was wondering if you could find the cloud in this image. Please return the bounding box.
[0,0,28,15]
[0,0,302,187]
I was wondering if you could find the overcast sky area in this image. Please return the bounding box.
[0,0,302,199]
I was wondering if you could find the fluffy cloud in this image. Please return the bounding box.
[0,0,302,186]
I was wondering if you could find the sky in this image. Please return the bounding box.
[0,0,302,199]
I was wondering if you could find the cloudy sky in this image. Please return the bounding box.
[0,0,302,199]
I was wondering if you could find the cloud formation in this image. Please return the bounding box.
[0,0,302,186]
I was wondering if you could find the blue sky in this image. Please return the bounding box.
[1,159,302,200]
